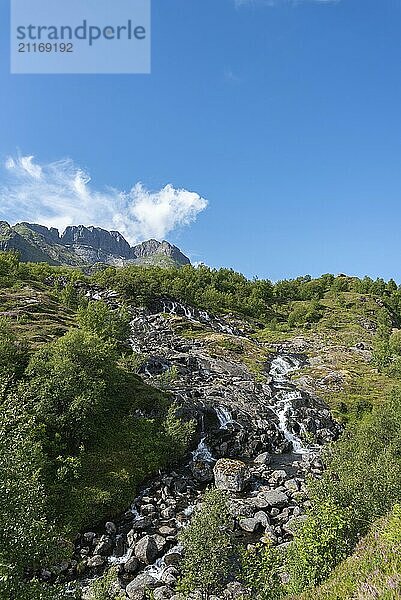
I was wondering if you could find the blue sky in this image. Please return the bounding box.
[1,0,401,281]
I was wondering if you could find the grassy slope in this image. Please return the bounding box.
[254,291,400,421]
[0,281,75,346]
[253,292,401,598]
[293,505,401,600]
[169,293,401,597]
[0,278,183,532]
[4,275,401,583]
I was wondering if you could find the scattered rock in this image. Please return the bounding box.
[214,459,248,492]
[134,536,159,565]
[239,517,260,533]
[254,452,271,465]
[87,555,105,568]
[126,572,159,599]
[257,490,288,508]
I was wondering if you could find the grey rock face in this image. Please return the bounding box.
[61,225,132,256]
[134,535,159,564]
[239,517,260,533]
[257,490,288,508]
[126,572,159,599]
[0,221,190,268]
[214,459,248,492]
[131,239,190,266]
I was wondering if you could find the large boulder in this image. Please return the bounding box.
[126,572,159,599]
[134,535,159,564]
[213,459,248,492]
[257,489,288,508]
[239,517,260,533]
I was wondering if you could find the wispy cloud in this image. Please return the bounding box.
[235,0,340,7]
[0,155,208,244]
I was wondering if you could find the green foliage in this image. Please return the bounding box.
[286,501,351,593]
[0,382,68,599]
[163,403,195,455]
[389,330,401,356]
[17,328,193,531]
[239,544,283,599]
[24,329,121,454]
[0,317,28,380]
[295,504,401,600]
[287,301,324,328]
[156,365,179,390]
[287,388,401,593]
[178,489,236,599]
[0,250,20,283]
[89,567,125,600]
[58,282,80,309]
[77,301,132,343]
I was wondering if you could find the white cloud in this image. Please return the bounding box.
[0,155,208,244]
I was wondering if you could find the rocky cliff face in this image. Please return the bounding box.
[132,240,190,266]
[0,222,190,268]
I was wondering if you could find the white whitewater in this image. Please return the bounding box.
[215,406,235,429]
[144,544,183,581]
[191,437,215,463]
[269,356,308,455]
[161,300,235,335]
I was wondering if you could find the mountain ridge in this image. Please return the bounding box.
[0,221,190,268]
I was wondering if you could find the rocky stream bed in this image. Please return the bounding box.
[56,293,341,600]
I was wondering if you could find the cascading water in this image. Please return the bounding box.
[191,437,215,463]
[271,390,307,455]
[159,299,239,336]
[269,356,309,455]
[215,406,235,429]
[270,355,302,383]
[144,544,183,581]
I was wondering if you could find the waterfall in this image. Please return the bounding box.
[269,356,309,455]
[191,437,215,463]
[144,544,183,580]
[215,406,235,429]
[271,390,307,455]
[269,355,302,381]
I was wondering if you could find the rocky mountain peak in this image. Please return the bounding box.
[132,239,190,265]
[61,225,132,258]
[0,221,191,267]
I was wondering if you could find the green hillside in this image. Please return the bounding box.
[1,251,401,599]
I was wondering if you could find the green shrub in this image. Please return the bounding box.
[240,543,283,599]
[178,489,236,599]
[287,388,401,593]
[286,501,351,593]
[77,301,132,343]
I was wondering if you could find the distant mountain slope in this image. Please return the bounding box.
[0,222,190,268]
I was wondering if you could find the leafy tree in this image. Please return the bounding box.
[240,544,283,599]
[58,282,80,309]
[0,381,68,600]
[286,389,401,593]
[178,489,236,599]
[285,501,351,593]
[0,251,19,278]
[0,317,28,381]
[389,330,401,356]
[287,301,323,328]
[77,301,132,343]
[24,329,120,454]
